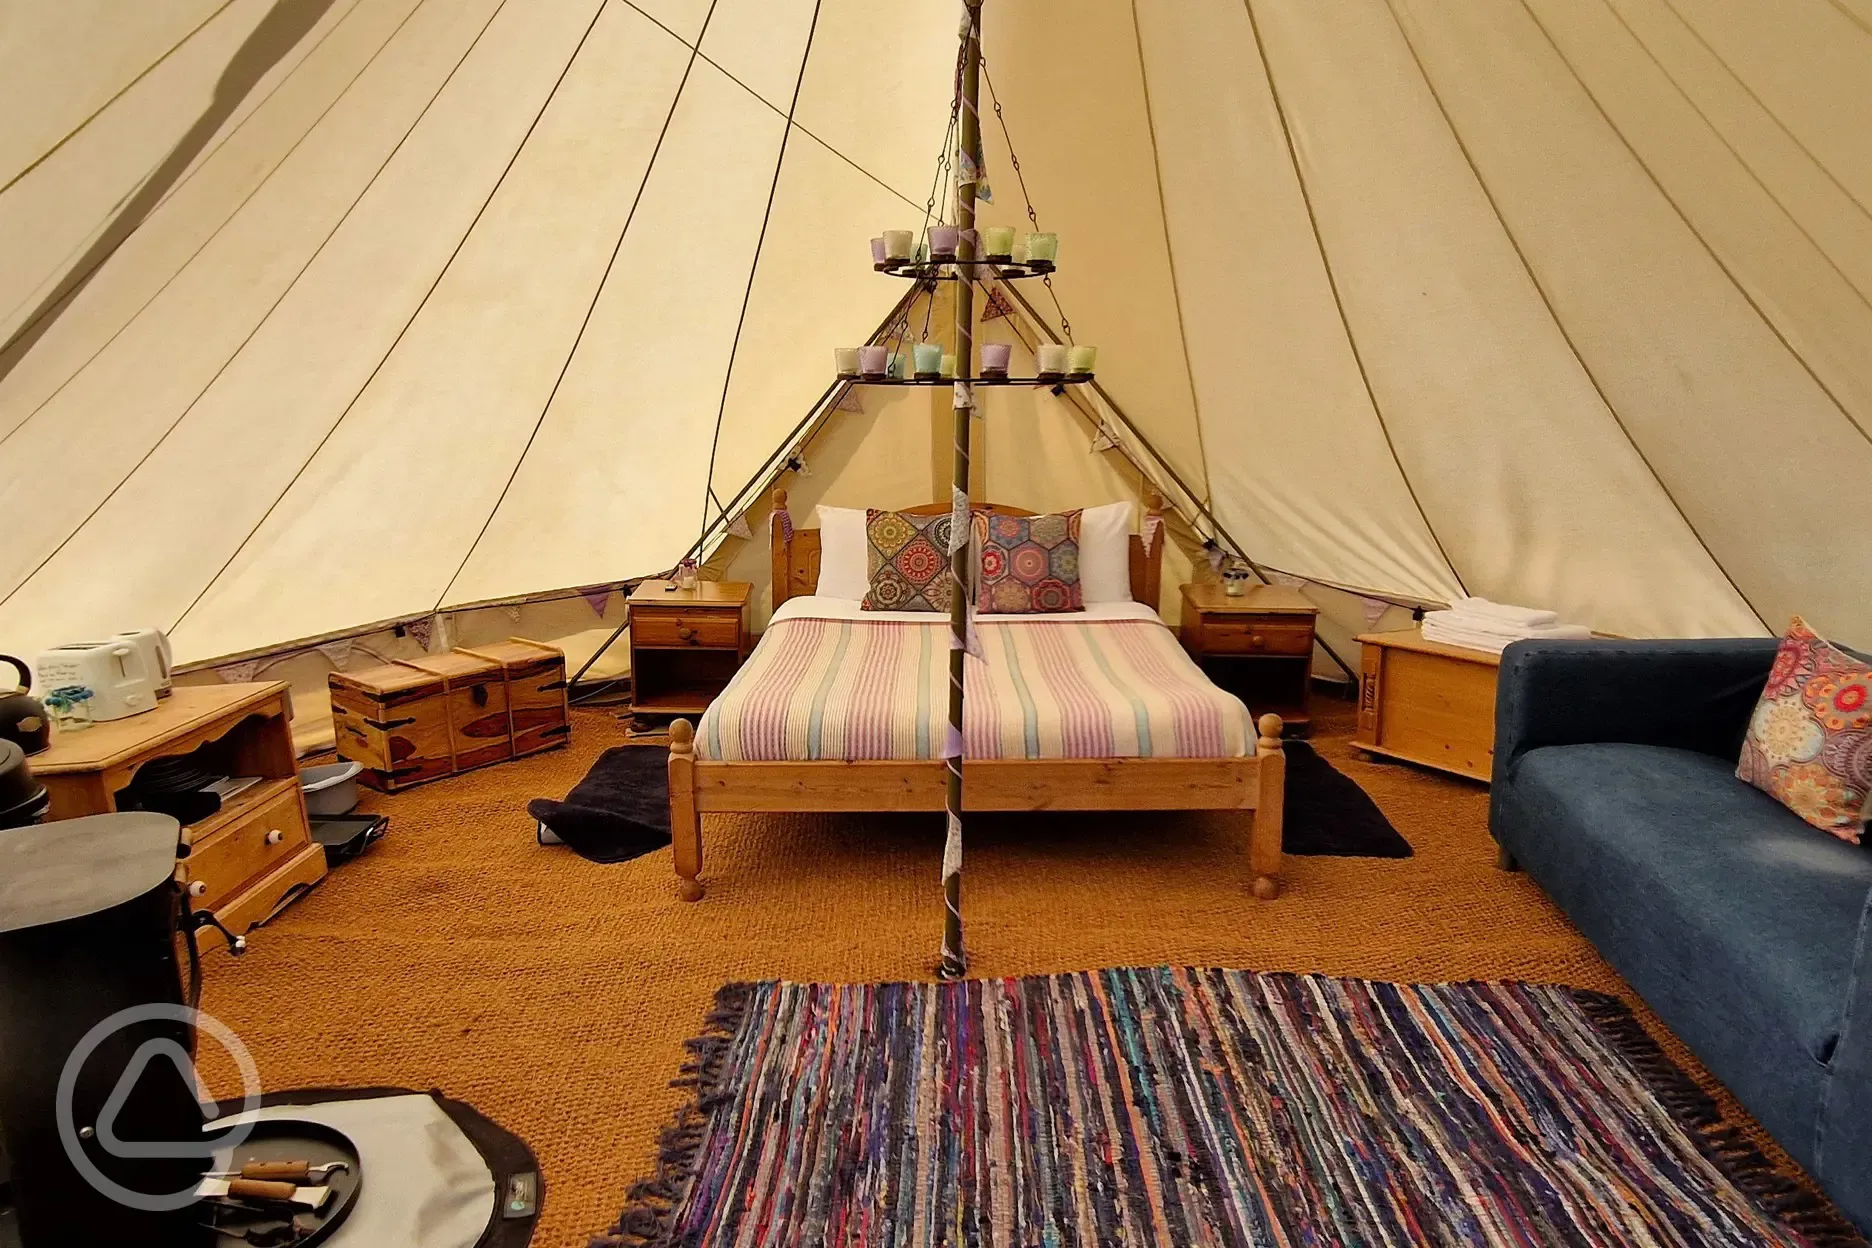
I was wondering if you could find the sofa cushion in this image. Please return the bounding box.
[1736,616,1872,843]
[1498,743,1872,1165]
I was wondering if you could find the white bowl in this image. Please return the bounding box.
[300,760,363,817]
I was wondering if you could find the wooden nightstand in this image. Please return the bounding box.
[1178,583,1320,733]
[628,580,751,716]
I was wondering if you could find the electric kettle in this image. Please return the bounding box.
[0,655,48,756]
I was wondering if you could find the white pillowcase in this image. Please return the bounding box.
[816,500,1135,604]
[1077,500,1134,603]
[814,505,871,601]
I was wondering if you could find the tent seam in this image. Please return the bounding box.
[613,0,926,214]
[431,0,725,610]
[1238,0,1470,598]
[1126,0,1213,514]
[1597,0,1872,313]
[0,0,374,359]
[1378,0,1768,632]
[0,0,243,199]
[0,0,425,440]
[689,0,825,561]
[1652,0,1872,222]
[160,0,526,635]
[1521,0,1872,448]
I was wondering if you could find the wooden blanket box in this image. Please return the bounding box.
[330,639,568,792]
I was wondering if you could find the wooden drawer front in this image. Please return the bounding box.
[1199,618,1313,656]
[183,789,308,910]
[634,609,740,649]
[449,678,512,771]
[507,658,569,756]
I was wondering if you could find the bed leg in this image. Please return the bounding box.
[669,720,704,901]
[1251,714,1285,900]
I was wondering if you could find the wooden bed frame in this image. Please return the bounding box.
[666,489,1285,903]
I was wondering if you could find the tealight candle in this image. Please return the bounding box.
[834,347,861,376]
[882,229,914,260]
[913,343,943,377]
[940,353,957,378]
[982,225,1016,259]
[870,236,887,266]
[1025,231,1059,263]
[1067,345,1097,375]
[980,343,1012,375]
[1036,344,1069,376]
[859,345,889,377]
[1011,237,1028,264]
[930,225,959,258]
[887,351,907,379]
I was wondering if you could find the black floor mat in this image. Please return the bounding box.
[1281,740,1412,858]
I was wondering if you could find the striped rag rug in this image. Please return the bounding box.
[598,969,1868,1248]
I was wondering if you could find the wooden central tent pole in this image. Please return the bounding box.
[939,0,983,981]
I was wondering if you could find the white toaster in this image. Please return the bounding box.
[35,641,159,721]
[111,628,173,697]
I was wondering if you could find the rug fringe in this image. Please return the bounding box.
[591,981,755,1248]
[1571,989,1869,1248]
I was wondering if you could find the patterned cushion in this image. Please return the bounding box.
[974,510,1083,614]
[1736,616,1872,843]
[861,509,957,612]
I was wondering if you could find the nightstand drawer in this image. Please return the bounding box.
[180,787,308,909]
[1199,618,1314,656]
[633,610,741,649]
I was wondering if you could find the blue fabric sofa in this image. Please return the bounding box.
[1489,639,1872,1233]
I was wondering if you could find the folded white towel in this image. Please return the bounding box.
[1422,617,1589,654]
[1453,596,1559,629]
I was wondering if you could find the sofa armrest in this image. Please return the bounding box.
[1491,638,1777,787]
[1819,886,1872,1230]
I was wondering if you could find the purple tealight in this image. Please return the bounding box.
[870,236,887,265]
[930,225,959,258]
[859,345,889,377]
[980,343,1012,375]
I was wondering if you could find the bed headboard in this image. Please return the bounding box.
[769,490,1165,611]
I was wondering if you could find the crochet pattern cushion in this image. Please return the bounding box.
[861,509,956,613]
[974,509,1083,614]
[1736,616,1872,843]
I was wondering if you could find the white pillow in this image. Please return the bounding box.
[814,505,871,601]
[1078,500,1134,603]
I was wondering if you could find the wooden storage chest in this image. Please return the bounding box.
[1352,628,1501,782]
[329,663,455,792]
[458,639,570,757]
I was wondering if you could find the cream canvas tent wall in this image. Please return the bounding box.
[3,0,1870,743]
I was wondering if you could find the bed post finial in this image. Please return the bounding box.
[1146,489,1163,514]
[1257,713,1285,752]
[669,719,704,901]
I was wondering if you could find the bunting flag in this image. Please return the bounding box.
[1090,420,1119,453]
[1141,512,1164,555]
[581,588,612,617]
[406,616,434,651]
[726,512,753,540]
[1362,596,1392,628]
[835,387,865,413]
[218,660,260,684]
[504,605,524,623]
[980,287,1014,322]
[315,639,353,669]
[1267,570,1306,588]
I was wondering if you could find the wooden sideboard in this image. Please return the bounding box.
[29,682,327,934]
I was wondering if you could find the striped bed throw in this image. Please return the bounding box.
[697,616,1251,761]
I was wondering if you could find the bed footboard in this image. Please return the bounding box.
[665,714,1286,902]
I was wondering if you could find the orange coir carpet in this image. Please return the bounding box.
[195,697,1803,1247]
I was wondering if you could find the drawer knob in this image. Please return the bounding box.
[678,626,697,643]
[187,880,208,898]
[265,829,284,845]
[1250,634,1266,647]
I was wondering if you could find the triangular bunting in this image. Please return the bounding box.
[504,605,524,623]
[835,388,865,414]
[980,287,1014,322]
[316,639,353,669]
[406,616,434,651]
[1361,596,1391,628]
[218,660,260,684]
[726,513,753,540]
[581,588,612,617]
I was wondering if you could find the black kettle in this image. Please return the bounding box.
[0,655,48,756]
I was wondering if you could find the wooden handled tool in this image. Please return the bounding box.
[208,1160,347,1183]
[196,1177,333,1210]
